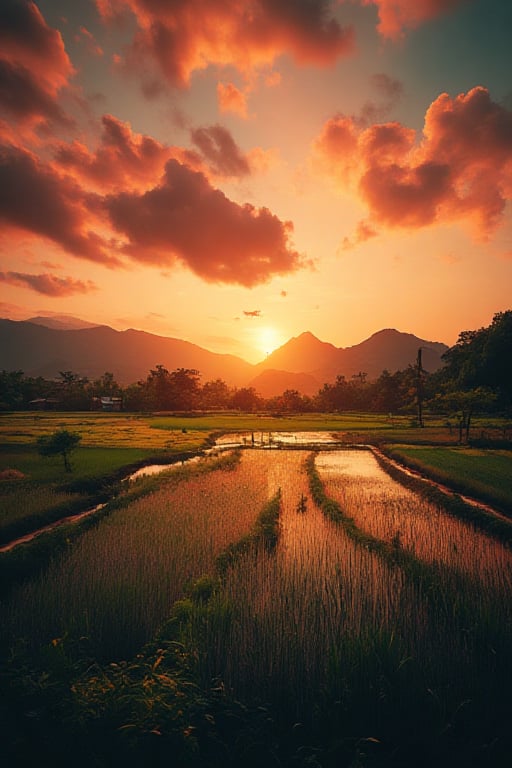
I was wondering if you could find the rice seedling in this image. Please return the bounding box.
[4,443,512,765]
[2,451,275,659]
[168,448,512,758]
[315,450,512,593]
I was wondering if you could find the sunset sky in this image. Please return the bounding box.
[1,0,511,363]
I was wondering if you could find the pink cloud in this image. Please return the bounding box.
[0,271,97,296]
[53,113,189,191]
[106,158,305,286]
[217,82,248,119]
[0,1,74,134]
[341,220,378,250]
[361,0,469,40]
[314,87,512,238]
[75,26,104,57]
[190,124,251,178]
[0,144,116,265]
[96,0,354,89]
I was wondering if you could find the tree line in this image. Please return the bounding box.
[1,311,511,422]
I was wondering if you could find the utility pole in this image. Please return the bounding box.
[416,347,424,428]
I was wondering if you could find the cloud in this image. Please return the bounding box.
[0,1,74,135]
[0,144,116,265]
[106,158,304,286]
[96,0,354,89]
[0,271,97,296]
[190,124,251,178]
[54,113,192,191]
[314,87,512,237]
[370,73,404,101]
[217,82,248,119]
[361,0,469,40]
[243,310,262,317]
[75,26,104,57]
[341,220,378,250]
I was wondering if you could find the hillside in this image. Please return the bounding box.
[256,329,448,386]
[0,319,448,395]
[0,320,253,386]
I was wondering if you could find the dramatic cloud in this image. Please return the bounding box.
[0,271,97,296]
[217,82,248,119]
[96,0,354,88]
[106,159,304,286]
[53,114,191,191]
[314,87,512,237]
[0,1,74,134]
[0,144,115,265]
[190,125,251,178]
[362,0,469,40]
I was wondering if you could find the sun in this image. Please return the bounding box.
[257,326,282,357]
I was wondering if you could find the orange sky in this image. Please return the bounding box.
[1,0,511,363]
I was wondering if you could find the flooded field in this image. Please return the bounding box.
[3,441,512,757]
[316,449,512,590]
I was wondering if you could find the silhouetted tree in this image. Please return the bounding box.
[37,429,82,472]
[231,387,261,412]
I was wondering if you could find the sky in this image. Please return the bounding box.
[0,0,511,363]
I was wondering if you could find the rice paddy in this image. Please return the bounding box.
[2,438,512,765]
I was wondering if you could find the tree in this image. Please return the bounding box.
[231,387,261,412]
[57,371,90,410]
[201,378,231,409]
[37,429,82,472]
[431,387,497,443]
[437,311,512,411]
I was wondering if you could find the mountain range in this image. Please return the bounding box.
[0,317,449,397]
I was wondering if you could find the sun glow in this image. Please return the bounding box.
[257,326,283,357]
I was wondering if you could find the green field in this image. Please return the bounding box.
[1,411,511,548]
[385,444,512,514]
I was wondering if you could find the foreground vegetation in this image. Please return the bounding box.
[383,444,512,515]
[2,439,512,767]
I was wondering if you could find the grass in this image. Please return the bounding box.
[383,444,512,514]
[0,445,159,544]
[0,411,209,450]
[1,451,275,659]
[3,446,512,766]
[3,415,512,766]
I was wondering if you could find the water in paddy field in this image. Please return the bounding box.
[214,430,341,446]
[315,449,512,590]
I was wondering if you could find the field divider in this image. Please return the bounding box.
[306,452,485,607]
[215,488,282,576]
[0,450,242,596]
[372,446,512,545]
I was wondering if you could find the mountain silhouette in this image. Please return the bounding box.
[0,319,448,395]
[0,320,253,386]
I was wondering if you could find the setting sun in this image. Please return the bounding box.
[257,326,283,357]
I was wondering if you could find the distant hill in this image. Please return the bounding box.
[247,369,321,398]
[255,329,447,388]
[0,320,253,385]
[0,319,448,395]
[27,315,101,331]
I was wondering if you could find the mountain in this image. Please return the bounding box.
[0,319,448,395]
[0,320,253,385]
[247,369,321,398]
[255,329,448,388]
[27,315,101,331]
